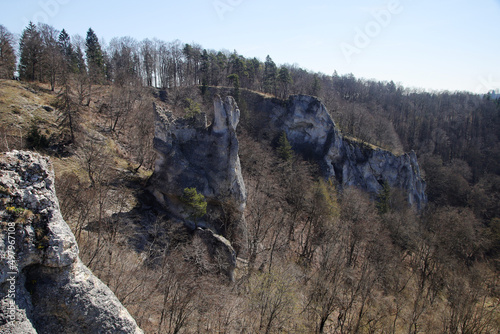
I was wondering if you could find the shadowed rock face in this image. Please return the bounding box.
[0,151,143,334]
[149,96,247,253]
[271,95,427,209]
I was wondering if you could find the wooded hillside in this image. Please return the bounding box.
[1,22,499,333]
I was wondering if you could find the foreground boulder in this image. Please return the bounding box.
[149,96,247,253]
[0,151,143,334]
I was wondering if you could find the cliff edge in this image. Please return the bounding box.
[149,95,247,255]
[271,95,427,208]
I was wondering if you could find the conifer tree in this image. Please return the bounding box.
[229,52,247,84]
[58,29,75,73]
[74,45,86,74]
[376,180,391,214]
[313,178,339,220]
[277,131,294,161]
[227,73,240,102]
[263,55,277,95]
[56,80,79,143]
[184,98,201,119]
[19,22,42,81]
[85,28,104,83]
[278,66,292,99]
[181,187,207,228]
[311,74,321,96]
[242,57,259,90]
[39,23,61,91]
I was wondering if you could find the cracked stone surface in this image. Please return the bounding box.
[0,150,143,334]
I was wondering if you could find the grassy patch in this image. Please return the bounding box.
[344,135,383,151]
[343,134,405,156]
[0,79,61,150]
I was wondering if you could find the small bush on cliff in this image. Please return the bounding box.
[184,98,201,119]
[26,123,49,150]
[181,187,207,228]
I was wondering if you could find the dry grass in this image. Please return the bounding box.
[3,79,499,334]
[344,134,405,156]
[0,79,59,149]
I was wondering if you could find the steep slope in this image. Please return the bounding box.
[0,151,143,334]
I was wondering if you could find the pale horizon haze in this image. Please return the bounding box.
[1,0,499,94]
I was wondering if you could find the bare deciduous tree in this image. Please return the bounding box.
[0,25,16,79]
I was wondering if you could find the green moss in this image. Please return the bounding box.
[6,206,24,216]
[184,98,201,119]
[5,206,34,224]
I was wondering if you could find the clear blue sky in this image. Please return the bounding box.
[1,0,499,93]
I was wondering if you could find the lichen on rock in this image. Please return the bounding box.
[0,150,143,334]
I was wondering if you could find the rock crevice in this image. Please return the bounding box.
[0,151,143,334]
[149,96,247,253]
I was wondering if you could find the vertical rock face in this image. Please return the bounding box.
[150,96,247,253]
[271,95,427,209]
[0,151,143,334]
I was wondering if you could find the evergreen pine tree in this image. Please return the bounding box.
[181,187,207,229]
[74,45,86,74]
[200,49,210,94]
[313,178,339,220]
[311,74,321,96]
[26,122,49,149]
[184,98,201,119]
[85,28,104,83]
[39,23,61,91]
[376,180,391,214]
[19,22,42,81]
[227,73,240,102]
[263,55,277,95]
[56,80,79,143]
[278,66,292,99]
[58,29,75,73]
[230,52,247,83]
[277,131,294,161]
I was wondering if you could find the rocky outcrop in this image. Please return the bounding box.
[149,96,247,253]
[0,151,143,334]
[270,95,427,208]
[194,228,237,281]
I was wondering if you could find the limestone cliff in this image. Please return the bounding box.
[149,96,247,253]
[0,151,143,334]
[270,95,427,208]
